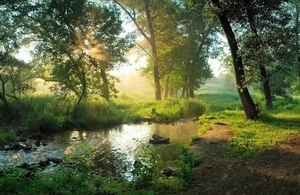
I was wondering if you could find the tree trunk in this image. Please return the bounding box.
[0,76,9,109]
[211,0,259,120]
[188,85,195,98]
[164,76,169,99]
[144,0,161,100]
[259,65,272,109]
[246,8,272,110]
[100,68,110,101]
[181,75,188,98]
[77,69,87,105]
[181,85,186,98]
[296,3,300,83]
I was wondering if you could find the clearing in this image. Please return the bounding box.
[179,122,300,195]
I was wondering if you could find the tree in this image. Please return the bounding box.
[114,0,162,100]
[211,0,259,120]
[228,0,291,109]
[177,1,217,98]
[0,4,34,109]
[117,0,217,99]
[9,0,132,102]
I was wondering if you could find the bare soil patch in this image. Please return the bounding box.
[179,122,300,195]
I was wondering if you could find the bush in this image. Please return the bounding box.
[176,146,200,184]
[0,131,17,144]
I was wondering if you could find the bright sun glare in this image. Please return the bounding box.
[15,26,223,77]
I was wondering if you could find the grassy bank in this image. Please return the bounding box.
[195,86,300,158]
[0,96,206,132]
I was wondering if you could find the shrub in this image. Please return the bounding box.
[0,131,17,144]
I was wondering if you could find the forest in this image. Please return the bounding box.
[0,0,299,194]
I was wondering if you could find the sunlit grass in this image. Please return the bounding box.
[0,95,207,131]
[228,118,298,158]
[194,84,300,158]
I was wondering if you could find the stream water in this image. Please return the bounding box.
[0,120,199,179]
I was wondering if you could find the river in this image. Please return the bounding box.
[0,120,199,179]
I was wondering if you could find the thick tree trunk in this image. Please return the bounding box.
[144,0,161,100]
[211,0,259,120]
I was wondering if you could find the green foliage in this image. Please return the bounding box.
[30,169,96,195]
[0,131,17,144]
[132,143,158,188]
[175,146,200,184]
[135,99,206,121]
[63,144,95,172]
[0,166,30,194]
[22,96,71,132]
[152,177,183,193]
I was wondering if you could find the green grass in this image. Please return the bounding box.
[1,82,300,193]
[0,96,207,132]
[193,83,300,158]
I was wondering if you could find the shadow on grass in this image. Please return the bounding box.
[261,114,300,129]
[185,132,300,195]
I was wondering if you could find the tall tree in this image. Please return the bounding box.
[114,0,164,100]
[178,1,217,98]
[229,0,290,109]
[211,0,259,120]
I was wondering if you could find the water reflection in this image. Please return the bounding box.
[0,122,199,178]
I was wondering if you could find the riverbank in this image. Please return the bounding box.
[179,121,300,194]
[0,96,206,132]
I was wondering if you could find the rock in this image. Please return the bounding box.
[39,159,50,167]
[36,141,41,147]
[3,145,10,150]
[48,157,63,164]
[149,134,170,144]
[18,162,31,169]
[17,142,32,151]
[192,117,199,122]
[161,167,177,177]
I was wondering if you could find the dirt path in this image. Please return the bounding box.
[179,122,300,195]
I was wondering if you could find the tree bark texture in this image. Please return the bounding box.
[144,0,161,100]
[211,0,259,120]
